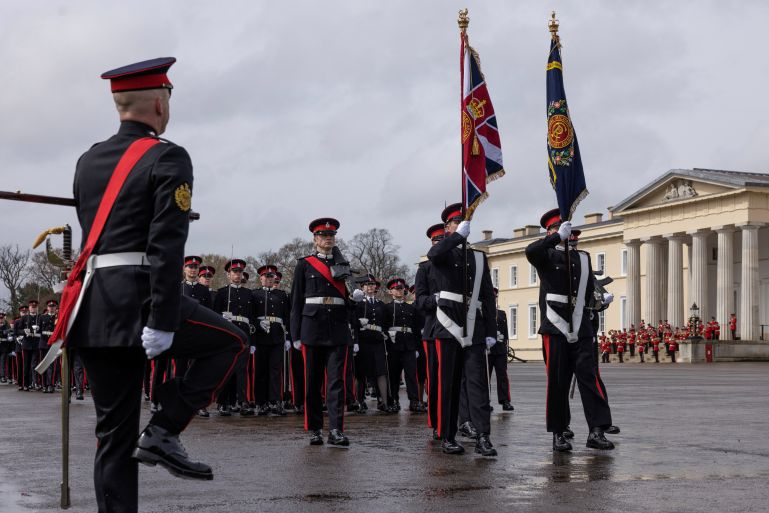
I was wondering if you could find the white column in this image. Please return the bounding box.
[625,240,642,329]
[666,235,685,328]
[643,238,661,326]
[688,229,709,320]
[715,226,735,340]
[738,224,762,340]
[658,242,669,323]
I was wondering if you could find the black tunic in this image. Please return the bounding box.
[251,287,291,345]
[182,281,212,309]
[386,300,422,351]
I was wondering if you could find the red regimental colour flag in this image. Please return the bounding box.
[461,34,504,220]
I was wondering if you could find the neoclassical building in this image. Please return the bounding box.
[474,169,769,361]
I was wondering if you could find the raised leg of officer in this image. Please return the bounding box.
[325,345,348,433]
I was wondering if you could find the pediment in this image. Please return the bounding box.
[612,171,740,213]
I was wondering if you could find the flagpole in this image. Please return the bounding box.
[459,8,469,339]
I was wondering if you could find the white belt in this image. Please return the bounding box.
[438,291,482,309]
[390,326,412,334]
[42,331,53,336]
[233,315,250,324]
[362,325,382,332]
[305,297,345,305]
[257,316,284,325]
[546,293,568,303]
[92,252,149,269]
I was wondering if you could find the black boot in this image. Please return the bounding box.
[327,429,349,446]
[563,426,575,439]
[501,401,514,411]
[269,402,286,416]
[347,402,359,413]
[441,438,465,455]
[458,421,479,440]
[586,428,615,450]
[76,389,84,401]
[605,425,621,435]
[132,425,213,480]
[295,404,304,415]
[358,400,368,412]
[553,433,573,452]
[217,404,231,417]
[475,433,497,457]
[197,408,210,418]
[309,430,324,445]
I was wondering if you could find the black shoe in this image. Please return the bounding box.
[563,426,575,439]
[144,393,150,402]
[150,402,159,413]
[501,401,514,411]
[458,421,479,440]
[132,424,213,480]
[217,405,231,417]
[605,425,621,435]
[270,403,286,416]
[358,401,368,411]
[393,401,401,412]
[256,404,269,416]
[295,405,304,415]
[76,389,84,401]
[347,403,359,413]
[377,402,391,413]
[321,403,327,412]
[327,429,349,446]
[441,438,465,455]
[418,402,428,413]
[409,402,422,413]
[432,429,441,441]
[309,430,324,445]
[586,428,615,450]
[553,433,573,452]
[475,433,497,457]
[47,386,54,394]
[240,405,254,416]
[197,408,210,418]
[230,404,240,414]
[0,378,6,383]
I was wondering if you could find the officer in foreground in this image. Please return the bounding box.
[68,57,247,513]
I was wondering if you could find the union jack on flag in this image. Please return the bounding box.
[461,33,504,220]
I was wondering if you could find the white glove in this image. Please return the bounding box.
[293,340,302,350]
[353,343,359,354]
[10,351,15,357]
[388,329,397,340]
[602,292,614,305]
[359,317,369,328]
[415,351,420,359]
[485,336,497,349]
[24,329,31,336]
[250,345,256,354]
[141,327,174,359]
[352,289,365,302]
[259,320,271,333]
[284,340,291,351]
[456,220,471,239]
[557,221,572,241]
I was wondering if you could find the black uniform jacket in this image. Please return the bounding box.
[290,255,358,347]
[490,309,508,356]
[251,287,291,345]
[70,121,194,348]
[182,281,212,309]
[424,232,496,345]
[414,260,437,342]
[213,284,254,341]
[386,300,423,351]
[0,321,12,352]
[525,232,596,339]
[355,297,389,345]
[19,314,42,351]
[39,313,57,350]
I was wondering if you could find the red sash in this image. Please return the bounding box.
[49,137,160,346]
[305,256,347,299]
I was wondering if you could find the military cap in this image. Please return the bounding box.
[309,217,340,235]
[357,273,379,287]
[184,255,202,267]
[426,223,446,241]
[441,203,464,224]
[27,299,38,306]
[19,305,28,312]
[198,265,216,277]
[46,299,58,307]
[386,278,407,290]
[540,208,562,230]
[569,229,582,241]
[0,312,5,316]
[224,259,247,272]
[257,265,278,277]
[101,57,176,93]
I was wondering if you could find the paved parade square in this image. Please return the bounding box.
[1,362,768,513]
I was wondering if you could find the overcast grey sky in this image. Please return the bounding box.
[1,0,767,279]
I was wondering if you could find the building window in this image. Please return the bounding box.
[620,248,628,276]
[491,267,499,288]
[509,305,518,339]
[509,265,518,288]
[620,296,627,329]
[529,264,538,285]
[528,304,538,338]
[598,310,606,335]
[596,252,606,274]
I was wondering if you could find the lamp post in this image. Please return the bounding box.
[688,303,701,339]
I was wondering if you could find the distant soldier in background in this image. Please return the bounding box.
[487,288,513,411]
[729,313,737,339]
[354,274,393,413]
[13,305,28,390]
[385,277,423,413]
[0,312,10,383]
[39,300,58,393]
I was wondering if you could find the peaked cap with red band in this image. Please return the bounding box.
[539,208,562,230]
[441,202,464,224]
[28,299,38,306]
[358,273,379,287]
[198,265,215,277]
[569,229,582,241]
[387,277,407,290]
[309,217,340,235]
[101,57,176,93]
[426,223,446,240]
[275,271,283,281]
[257,265,278,276]
[224,259,247,272]
[47,299,59,306]
[184,255,202,267]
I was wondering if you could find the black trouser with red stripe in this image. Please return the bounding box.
[303,344,348,432]
[541,333,612,434]
[289,346,304,407]
[436,339,491,441]
[253,343,283,404]
[487,353,510,404]
[424,340,439,430]
[76,299,246,513]
[21,348,35,388]
[388,347,418,404]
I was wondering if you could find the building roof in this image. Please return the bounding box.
[472,218,623,248]
[610,168,769,213]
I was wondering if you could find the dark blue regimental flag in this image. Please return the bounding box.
[546,33,587,222]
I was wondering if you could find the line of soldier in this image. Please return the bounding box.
[599,326,681,364]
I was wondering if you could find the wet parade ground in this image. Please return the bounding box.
[1,362,768,513]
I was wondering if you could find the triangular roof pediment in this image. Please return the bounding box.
[610,168,769,213]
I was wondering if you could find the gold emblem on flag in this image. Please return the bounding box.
[462,111,472,143]
[174,183,191,212]
[548,114,573,149]
[468,98,487,119]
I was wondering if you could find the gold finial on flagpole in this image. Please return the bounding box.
[548,11,560,40]
[458,8,469,33]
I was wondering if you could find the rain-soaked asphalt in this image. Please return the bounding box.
[1,362,768,513]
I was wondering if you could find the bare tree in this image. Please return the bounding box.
[29,251,62,290]
[199,253,234,291]
[347,228,413,299]
[0,245,31,314]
